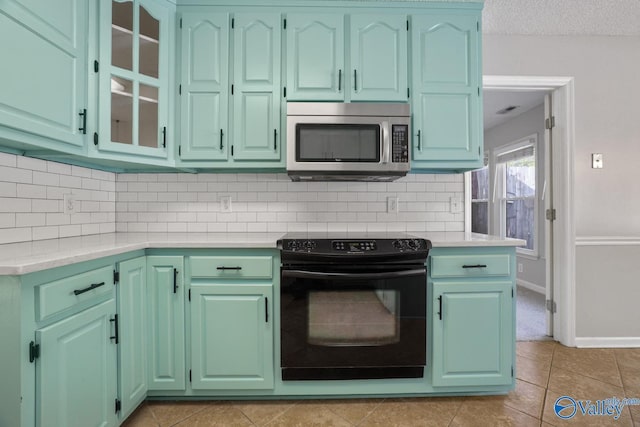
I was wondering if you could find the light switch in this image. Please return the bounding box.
[592,153,603,169]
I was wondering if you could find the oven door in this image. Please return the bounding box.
[280,264,426,380]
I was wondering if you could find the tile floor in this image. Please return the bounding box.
[123,341,640,427]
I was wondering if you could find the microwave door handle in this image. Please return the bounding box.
[381,121,390,164]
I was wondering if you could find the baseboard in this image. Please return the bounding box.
[574,337,640,348]
[516,279,545,295]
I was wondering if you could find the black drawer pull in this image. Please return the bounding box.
[110,314,119,344]
[216,266,242,270]
[265,297,269,323]
[437,295,443,320]
[173,268,178,294]
[219,129,224,150]
[73,281,105,296]
[462,264,488,269]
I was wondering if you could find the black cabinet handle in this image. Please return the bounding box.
[417,130,421,151]
[78,109,87,134]
[162,126,166,148]
[462,264,488,269]
[273,129,277,150]
[110,314,119,344]
[265,297,269,323]
[219,129,224,150]
[216,266,242,270]
[73,281,105,296]
[338,69,342,91]
[173,268,178,293]
[437,295,442,320]
[354,70,358,91]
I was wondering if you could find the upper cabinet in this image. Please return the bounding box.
[411,14,483,171]
[178,12,283,168]
[95,0,172,163]
[286,13,408,102]
[0,0,88,154]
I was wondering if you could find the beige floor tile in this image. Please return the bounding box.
[503,379,546,419]
[121,403,160,427]
[264,402,352,426]
[450,398,539,427]
[321,398,384,425]
[542,389,634,426]
[232,400,298,426]
[174,407,254,426]
[517,354,552,388]
[147,401,221,427]
[547,366,625,400]
[623,385,640,426]
[358,397,462,426]
[552,346,623,387]
[617,349,640,391]
[517,341,557,364]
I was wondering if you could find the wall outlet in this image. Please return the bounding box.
[63,194,77,215]
[592,153,603,169]
[450,196,463,213]
[387,196,399,214]
[220,195,232,213]
[518,263,524,273]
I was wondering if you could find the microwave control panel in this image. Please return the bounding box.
[391,125,409,163]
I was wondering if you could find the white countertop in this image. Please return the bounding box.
[2,232,524,275]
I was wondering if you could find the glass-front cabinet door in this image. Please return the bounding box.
[98,0,170,159]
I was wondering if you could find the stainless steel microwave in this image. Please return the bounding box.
[286,102,411,182]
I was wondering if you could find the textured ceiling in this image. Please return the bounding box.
[482,0,640,36]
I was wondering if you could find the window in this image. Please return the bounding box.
[495,136,537,255]
[470,165,489,234]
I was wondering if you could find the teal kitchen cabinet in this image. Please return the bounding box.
[179,12,230,161]
[411,13,482,171]
[349,14,408,102]
[116,256,147,420]
[0,0,88,155]
[178,12,283,167]
[286,13,407,102]
[429,247,515,387]
[147,256,186,391]
[188,254,275,390]
[286,13,345,101]
[93,0,173,166]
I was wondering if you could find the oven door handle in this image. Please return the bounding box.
[282,268,426,281]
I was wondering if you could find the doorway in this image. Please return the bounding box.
[465,76,576,345]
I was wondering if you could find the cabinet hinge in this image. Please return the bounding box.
[179,145,181,156]
[179,84,182,95]
[29,341,40,363]
[231,18,234,29]
[546,208,556,221]
[94,60,99,73]
[113,270,119,284]
[189,369,192,383]
[546,299,557,313]
[545,116,556,130]
[179,18,182,29]
[283,18,286,29]
[283,87,287,98]
[115,398,121,414]
[93,132,99,146]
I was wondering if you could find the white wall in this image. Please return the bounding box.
[484,103,546,289]
[484,34,640,340]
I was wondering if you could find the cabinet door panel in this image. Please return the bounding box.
[350,14,407,101]
[0,0,86,148]
[432,281,513,387]
[411,14,481,167]
[180,13,229,160]
[36,299,117,427]
[232,13,281,161]
[118,257,147,419]
[286,14,344,100]
[191,284,273,390]
[147,256,185,390]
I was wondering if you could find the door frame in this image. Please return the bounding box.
[482,75,576,347]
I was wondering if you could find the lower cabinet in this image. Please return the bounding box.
[146,256,186,391]
[36,299,118,427]
[190,284,274,390]
[429,247,515,388]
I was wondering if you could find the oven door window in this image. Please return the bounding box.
[296,124,380,162]
[308,290,399,347]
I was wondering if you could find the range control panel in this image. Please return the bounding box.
[332,240,377,252]
[391,124,409,163]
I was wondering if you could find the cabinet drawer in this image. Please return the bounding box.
[430,254,511,278]
[36,266,113,321]
[190,256,273,279]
